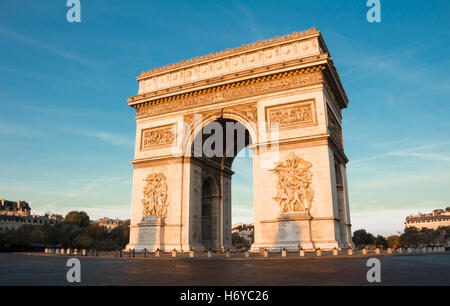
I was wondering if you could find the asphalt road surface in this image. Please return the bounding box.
[0,253,449,286]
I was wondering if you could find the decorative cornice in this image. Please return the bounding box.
[133,66,325,119]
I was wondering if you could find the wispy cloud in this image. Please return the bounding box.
[0,122,44,138]
[210,0,263,41]
[64,128,134,147]
[0,67,98,89]
[328,30,450,103]
[351,140,450,164]
[0,26,90,66]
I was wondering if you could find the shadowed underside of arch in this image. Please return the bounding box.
[190,118,252,249]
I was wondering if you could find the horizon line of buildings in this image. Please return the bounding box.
[2,197,449,235]
[0,198,128,232]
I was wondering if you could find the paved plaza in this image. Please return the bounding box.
[0,252,449,286]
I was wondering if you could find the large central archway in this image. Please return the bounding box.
[126,28,354,252]
[188,118,252,250]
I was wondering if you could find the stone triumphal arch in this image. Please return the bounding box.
[126,28,353,252]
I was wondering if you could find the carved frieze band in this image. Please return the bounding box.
[266,99,317,131]
[140,124,176,150]
[136,68,324,119]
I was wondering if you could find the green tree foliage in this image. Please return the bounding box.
[375,235,388,249]
[232,232,251,250]
[62,211,90,227]
[386,235,402,249]
[352,229,375,247]
[399,226,450,248]
[399,227,420,247]
[0,211,130,252]
[72,233,93,249]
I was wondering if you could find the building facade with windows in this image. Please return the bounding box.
[97,217,126,231]
[0,198,63,232]
[232,223,254,243]
[405,207,450,230]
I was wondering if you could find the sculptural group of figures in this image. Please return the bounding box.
[142,173,169,219]
[272,152,315,214]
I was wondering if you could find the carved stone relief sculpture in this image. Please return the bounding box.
[271,152,314,214]
[266,100,316,131]
[142,173,169,219]
[141,125,175,150]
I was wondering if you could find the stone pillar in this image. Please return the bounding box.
[81,249,87,256]
[299,249,305,257]
[189,249,194,258]
[263,249,269,258]
[348,249,353,256]
[73,249,78,255]
[207,249,212,258]
[387,248,392,255]
[316,249,321,257]
[60,248,65,255]
[155,249,160,257]
[171,249,177,257]
[332,248,338,256]
[375,248,380,255]
[281,248,287,257]
[362,249,367,255]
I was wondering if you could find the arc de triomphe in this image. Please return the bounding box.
[126,28,353,252]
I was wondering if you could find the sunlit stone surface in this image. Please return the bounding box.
[125,28,353,252]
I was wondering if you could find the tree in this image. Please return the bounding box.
[72,233,93,249]
[436,226,450,246]
[232,232,251,250]
[375,235,388,249]
[62,211,90,228]
[399,227,420,248]
[387,235,402,249]
[109,220,130,250]
[418,228,435,246]
[352,229,375,248]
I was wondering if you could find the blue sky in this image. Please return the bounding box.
[1,0,449,236]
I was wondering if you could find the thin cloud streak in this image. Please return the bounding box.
[0,26,90,66]
[64,128,134,147]
[351,140,450,164]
